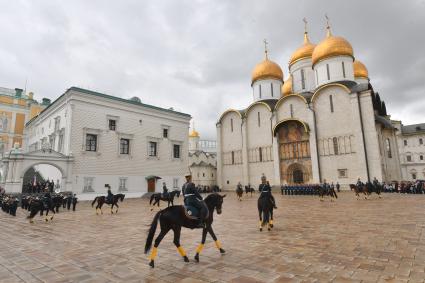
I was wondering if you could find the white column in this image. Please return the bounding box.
[350,93,369,180]
[308,108,320,183]
[271,114,281,186]
[241,118,249,185]
[216,123,223,188]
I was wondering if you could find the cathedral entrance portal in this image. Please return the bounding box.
[274,119,312,184]
[293,170,304,184]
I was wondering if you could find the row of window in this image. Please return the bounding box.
[193,172,215,178]
[315,62,347,84]
[279,141,311,160]
[85,134,181,158]
[248,146,273,163]
[109,118,170,139]
[319,136,355,156]
[83,177,180,193]
[258,83,276,98]
[403,138,424,146]
[405,154,424,162]
[223,150,243,165]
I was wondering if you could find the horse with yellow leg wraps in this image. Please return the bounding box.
[144,193,226,268]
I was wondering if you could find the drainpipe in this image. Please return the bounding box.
[357,92,370,182]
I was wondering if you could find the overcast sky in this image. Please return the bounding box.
[1,0,424,139]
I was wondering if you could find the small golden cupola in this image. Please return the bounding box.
[189,129,200,138]
[353,60,369,79]
[289,20,316,67]
[251,40,283,85]
[312,18,354,66]
[281,75,293,96]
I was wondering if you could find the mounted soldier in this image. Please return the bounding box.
[182,173,209,228]
[105,184,113,204]
[356,178,363,190]
[162,182,169,199]
[258,175,277,209]
[42,187,52,210]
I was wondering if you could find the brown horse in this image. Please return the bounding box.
[236,186,243,201]
[317,185,338,202]
[350,183,382,199]
[91,193,125,214]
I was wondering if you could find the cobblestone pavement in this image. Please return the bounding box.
[1,192,425,283]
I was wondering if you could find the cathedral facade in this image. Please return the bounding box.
[216,24,403,190]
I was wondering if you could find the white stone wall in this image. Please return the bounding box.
[397,131,425,181]
[252,79,282,101]
[290,59,315,93]
[314,56,354,87]
[25,88,191,195]
[313,85,364,184]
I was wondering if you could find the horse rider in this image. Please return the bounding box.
[105,184,113,204]
[42,187,52,209]
[373,177,379,189]
[162,182,169,198]
[237,182,243,192]
[182,173,209,228]
[356,178,363,189]
[258,175,277,209]
[330,182,335,191]
[336,182,340,192]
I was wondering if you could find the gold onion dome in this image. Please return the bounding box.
[353,60,369,79]
[312,25,354,66]
[281,75,293,96]
[251,58,283,84]
[189,129,199,138]
[289,32,316,67]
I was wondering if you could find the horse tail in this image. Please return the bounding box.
[334,189,338,199]
[149,194,155,205]
[91,197,98,207]
[145,211,161,254]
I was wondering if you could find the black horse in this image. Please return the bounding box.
[236,186,243,201]
[91,193,125,214]
[149,190,181,209]
[0,195,19,216]
[245,186,255,196]
[318,185,338,201]
[144,193,226,268]
[258,195,274,231]
[27,197,56,223]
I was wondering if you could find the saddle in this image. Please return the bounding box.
[184,205,200,220]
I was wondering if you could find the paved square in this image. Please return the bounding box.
[1,192,425,282]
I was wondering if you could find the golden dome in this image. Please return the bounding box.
[289,32,316,67]
[353,60,369,79]
[251,58,283,84]
[281,76,293,96]
[189,129,199,138]
[312,27,354,66]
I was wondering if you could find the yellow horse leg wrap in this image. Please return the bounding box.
[269,220,273,225]
[259,221,262,227]
[149,247,158,260]
[215,240,222,249]
[177,246,186,257]
[196,244,204,254]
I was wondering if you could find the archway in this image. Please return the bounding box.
[22,164,63,194]
[274,119,312,184]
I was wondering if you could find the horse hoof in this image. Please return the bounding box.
[183,256,189,262]
[149,260,154,268]
[194,254,199,262]
[45,219,48,222]
[259,228,263,232]
[50,217,54,220]
[219,248,226,254]
[268,227,271,231]
[270,224,274,228]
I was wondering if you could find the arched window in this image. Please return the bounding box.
[301,69,306,90]
[290,104,294,118]
[230,118,234,132]
[231,151,235,165]
[333,137,339,155]
[259,147,263,162]
[342,62,346,78]
[257,112,261,127]
[386,138,392,158]
[259,85,262,98]
[329,95,334,113]
[271,83,274,97]
[326,64,330,80]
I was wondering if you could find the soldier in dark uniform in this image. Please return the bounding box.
[42,188,52,210]
[356,178,363,189]
[162,182,169,198]
[372,177,379,190]
[182,173,209,228]
[336,182,340,192]
[258,175,277,209]
[105,184,113,204]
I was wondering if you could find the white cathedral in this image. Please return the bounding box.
[216,23,405,190]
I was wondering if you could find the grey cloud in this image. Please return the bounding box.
[0,0,424,139]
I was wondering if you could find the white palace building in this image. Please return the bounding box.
[216,22,424,190]
[2,87,191,196]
